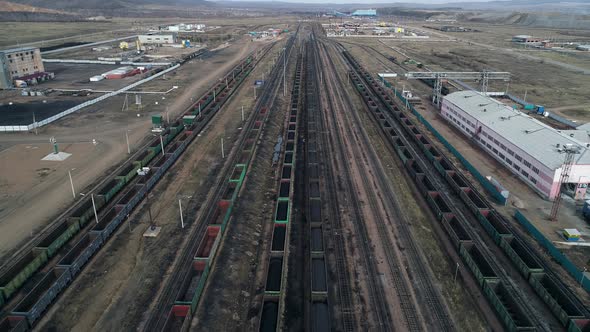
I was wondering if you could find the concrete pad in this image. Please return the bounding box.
[143,226,161,237]
[41,151,72,161]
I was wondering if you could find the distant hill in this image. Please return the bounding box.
[10,0,211,10]
[0,0,82,20]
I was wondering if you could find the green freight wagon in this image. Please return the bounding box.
[459,243,499,287]
[183,115,197,126]
[135,149,160,167]
[117,162,141,184]
[69,195,106,227]
[482,279,535,332]
[477,210,513,244]
[98,178,126,203]
[529,272,585,326]
[0,249,49,300]
[499,237,543,280]
[35,219,81,258]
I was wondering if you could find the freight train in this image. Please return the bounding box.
[344,50,590,332]
[0,54,256,332]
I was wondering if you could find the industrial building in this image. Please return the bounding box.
[512,35,543,44]
[351,9,377,17]
[442,91,590,200]
[138,34,176,45]
[0,47,45,89]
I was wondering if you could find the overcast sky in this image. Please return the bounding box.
[219,0,494,3]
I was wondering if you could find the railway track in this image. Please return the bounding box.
[337,39,582,331]
[321,36,455,331]
[315,32,455,331]
[143,33,297,332]
[348,39,590,315]
[311,30,403,331]
[301,36,355,332]
[0,45,273,331]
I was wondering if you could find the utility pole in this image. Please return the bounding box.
[33,112,38,135]
[241,106,245,122]
[68,169,76,199]
[178,199,185,229]
[221,137,225,158]
[550,145,579,221]
[126,130,130,154]
[159,135,165,156]
[91,194,99,224]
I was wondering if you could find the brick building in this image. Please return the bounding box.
[0,47,44,88]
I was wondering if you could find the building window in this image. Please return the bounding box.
[515,165,520,171]
[515,154,522,162]
[522,170,529,177]
[507,149,514,156]
[493,139,499,145]
[523,160,531,168]
[499,153,505,159]
[506,159,513,165]
[500,144,506,150]
[486,143,492,149]
[530,177,537,184]
[532,166,539,174]
[492,148,498,154]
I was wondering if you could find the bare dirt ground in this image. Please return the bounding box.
[36,36,275,331]
[344,39,590,306]
[0,36,261,261]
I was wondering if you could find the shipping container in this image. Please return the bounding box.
[0,250,48,300]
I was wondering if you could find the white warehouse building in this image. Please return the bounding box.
[441,91,590,200]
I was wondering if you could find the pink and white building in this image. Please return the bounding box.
[441,91,590,200]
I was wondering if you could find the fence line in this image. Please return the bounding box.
[514,210,590,293]
[0,64,180,133]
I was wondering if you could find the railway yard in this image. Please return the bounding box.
[1,9,590,332]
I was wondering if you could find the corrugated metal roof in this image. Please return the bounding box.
[443,91,590,170]
[0,46,37,54]
[351,9,377,16]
